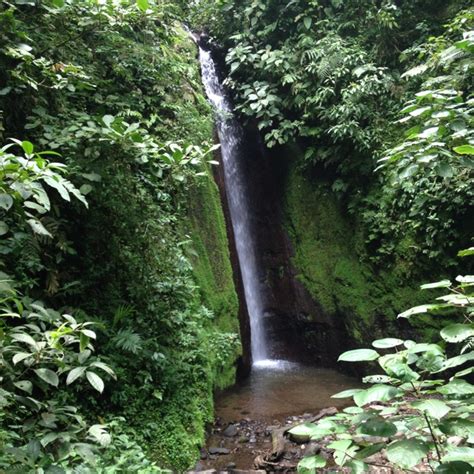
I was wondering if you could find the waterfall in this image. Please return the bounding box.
[198,46,269,364]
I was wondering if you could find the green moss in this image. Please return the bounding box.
[187,169,239,333]
[149,380,214,471]
[283,155,426,343]
[135,33,240,469]
[186,163,241,389]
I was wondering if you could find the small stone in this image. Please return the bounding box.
[226,462,237,469]
[223,424,239,437]
[238,436,249,443]
[199,448,208,460]
[208,447,231,455]
[249,437,257,443]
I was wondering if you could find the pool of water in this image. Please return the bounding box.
[194,361,359,471]
[215,360,358,422]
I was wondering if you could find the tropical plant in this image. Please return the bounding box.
[295,252,474,473]
[0,283,115,470]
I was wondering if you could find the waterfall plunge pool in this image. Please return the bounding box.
[195,362,359,471]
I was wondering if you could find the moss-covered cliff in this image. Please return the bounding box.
[282,153,442,346]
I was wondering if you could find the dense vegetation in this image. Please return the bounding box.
[191,0,474,343]
[0,0,473,472]
[0,0,240,471]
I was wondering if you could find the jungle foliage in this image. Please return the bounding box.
[0,0,239,471]
[293,258,474,473]
[192,0,473,273]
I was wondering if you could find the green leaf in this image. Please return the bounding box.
[386,439,429,469]
[421,279,453,289]
[12,352,32,364]
[442,447,474,464]
[27,218,53,237]
[453,145,474,155]
[358,416,397,437]
[11,333,37,347]
[328,439,358,466]
[34,368,59,387]
[13,380,33,394]
[332,388,364,398]
[438,379,474,396]
[0,221,8,236]
[372,338,404,349]
[458,247,474,257]
[81,329,96,339]
[436,163,454,178]
[136,0,149,11]
[338,349,379,362]
[0,194,14,211]
[86,371,104,393]
[441,324,474,343]
[52,0,64,6]
[435,462,474,473]
[102,115,115,127]
[439,418,474,437]
[297,455,326,473]
[303,17,312,29]
[355,443,385,460]
[354,384,403,407]
[21,141,34,155]
[412,399,451,419]
[80,332,90,352]
[440,352,474,371]
[398,304,445,318]
[90,361,116,378]
[66,367,86,385]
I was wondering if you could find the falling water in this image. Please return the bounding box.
[198,46,269,363]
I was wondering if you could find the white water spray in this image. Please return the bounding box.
[198,46,270,363]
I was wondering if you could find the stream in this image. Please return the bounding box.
[195,361,358,472]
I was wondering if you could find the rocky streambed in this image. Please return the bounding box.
[189,362,360,473]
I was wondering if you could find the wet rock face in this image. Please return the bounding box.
[213,123,347,366]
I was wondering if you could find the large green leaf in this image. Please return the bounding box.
[0,194,13,211]
[328,439,358,466]
[354,384,403,406]
[332,388,364,398]
[338,348,379,362]
[439,418,474,437]
[438,379,474,396]
[458,248,474,257]
[442,447,474,464]
[34,368,59,387]
[288,422,319,442]
[66,367,86,385]
[297,455,326,473]
[136,0,149,11]
[440,324,474,343]
[386,439,429,469]
[412,399,451,419]
[421,280,452,289]
[358,416,397,437]
[398,304,445,318]
[86,371,104,393]
[435,461,474,473]
[440,352,474,372]
[372,338,404,349]
[454,144,474,155]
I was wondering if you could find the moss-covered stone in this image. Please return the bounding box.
[283,154,428,345]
